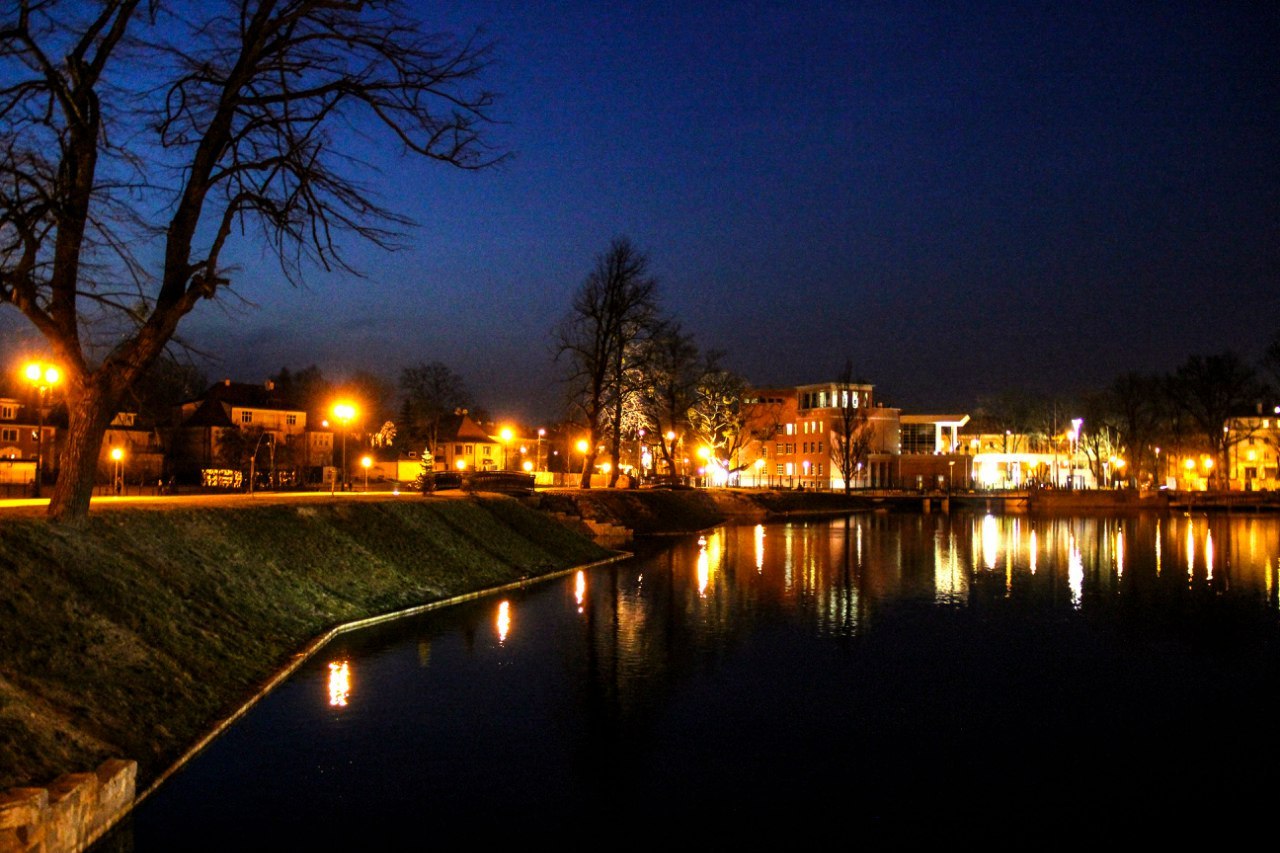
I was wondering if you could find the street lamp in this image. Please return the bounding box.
[332,402,356,493]
[537,428,546,471]
[22,361,60,498]
[576,438,589,484]
[500,427,513,470]
[110,446,124,496]
[361,455,372,491]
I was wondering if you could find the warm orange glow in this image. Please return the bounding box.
[1184,458,1196,470]
[1202,457,1214,470]
[500,427,513,443]
[574,570,586,611]
[576,439,589,454]
[522,460,533,472]
[496,600,511,644]
[110,447,123,461]
[23,361,60,386]
[332,402,356,423]
[360,455,372,469]
[327,660,351,707]
[665,430,675,442]
[455,459,467,471]
[697,446,711,460]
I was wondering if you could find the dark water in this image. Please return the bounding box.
[101,511,1280,845]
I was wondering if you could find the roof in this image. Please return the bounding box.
[184,379,302,412]
[900,414,971,427]
[437,413,497,443]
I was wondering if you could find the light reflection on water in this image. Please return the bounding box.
[108,511,1280,847]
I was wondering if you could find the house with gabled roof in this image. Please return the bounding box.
[429,412,501,473]
[172,378,324,486]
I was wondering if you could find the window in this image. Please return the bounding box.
[1,427,17,442]
[817,441,823,453]
[776,443,783,455]
[286,414,298,426]
[785,423,794,435]
[240,410,253,424]
[465,445,473,454]
[0,405,14,420]
[483,446,491,456]
[776,464,785,476]
[454,444,462,454]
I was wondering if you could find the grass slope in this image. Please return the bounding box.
[0,496,611,791]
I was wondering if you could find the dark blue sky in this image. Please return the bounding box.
[7,1,1278,423]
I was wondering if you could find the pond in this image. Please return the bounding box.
[99,510,1280,846]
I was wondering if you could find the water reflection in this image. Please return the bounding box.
[326,660,350,708]
[116,510,1280,847]
[496,599,511,644]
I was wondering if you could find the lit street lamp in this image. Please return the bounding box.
[22,361,60,498]
[500,426,513,470]
[361,455,372,491]
[332,401,356,493]
[110,447,124,496]
[537,428,546,471]
[576,438,589,484]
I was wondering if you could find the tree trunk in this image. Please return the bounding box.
[46,382,119,523]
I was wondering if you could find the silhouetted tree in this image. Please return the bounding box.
[0,0,501,520]
[1165,351,1266,488]
[636,320,701,482]
[555,237,659,488]
[830,360,874,494]
[399,361,472,464]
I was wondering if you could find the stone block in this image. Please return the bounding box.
[0,788,47,831]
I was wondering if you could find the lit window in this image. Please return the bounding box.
[483,446,491,456]
[1,427,17,442]
[286,414,297,426]
[776,443,783,455]
[776,464,785,476]
[785,423,794,435]
[240,411,253,424]
[0,405,13,420]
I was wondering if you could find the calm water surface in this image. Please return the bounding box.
[102,511,1280,845]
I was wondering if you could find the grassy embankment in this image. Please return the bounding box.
[0,496,614,792]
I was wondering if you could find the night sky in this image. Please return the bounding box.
[4,1,1278,423]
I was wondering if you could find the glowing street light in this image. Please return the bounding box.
[499,426,513,470]
[361,455,372,492]
[576,438,589,484]
[537,428,546,471]
[332,401,356,493]
[21,361,60,499]
[110,446,124,496]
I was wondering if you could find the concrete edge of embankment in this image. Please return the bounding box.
[119,550,633,822]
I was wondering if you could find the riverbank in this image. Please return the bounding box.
[0,496,614,798]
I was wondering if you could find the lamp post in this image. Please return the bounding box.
[500,427,513,470]
[22,362,60,498]
[332,402,356,492]
[110,447,124,496]
[537,428,546,471]
[576,439,589,485]
[361,455,372,492]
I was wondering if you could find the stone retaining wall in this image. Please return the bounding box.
[0,760,135,853]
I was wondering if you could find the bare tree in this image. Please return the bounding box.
[687,353,750,479]
[636,320,700,482]
[1165,351,1266,489]
[829,360,873,494]
[399,361,471,467]
[554,237,658,488]
[0,0,501,521]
